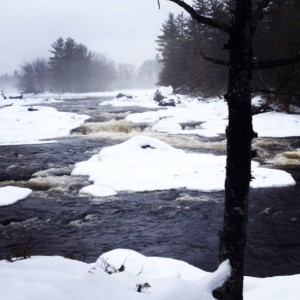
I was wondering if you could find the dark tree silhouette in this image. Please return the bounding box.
[159,0,300,299]
[48,37,117,93]
[157,13,189,88]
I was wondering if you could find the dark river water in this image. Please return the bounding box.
[0,96,299,278]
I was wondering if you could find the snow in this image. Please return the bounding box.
[151,118,182,132]
[125,97,300,138]
[72,135,295,195]
[0,249,299,300]
[0,104,89,145]
[0,95,62,107]
[79,185,117,197]
[100,89,159,108]
[155,85,174,96]
[253,111,300,137]
[0,186,32,206]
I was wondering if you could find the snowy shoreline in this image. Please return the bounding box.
[1,249,300,300]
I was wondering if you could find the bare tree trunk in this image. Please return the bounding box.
[215,1,254,299]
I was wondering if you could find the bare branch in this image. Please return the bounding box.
[136,265,144,276]
[252,55,300,70]
[196,49,228,66]
[257,70,273,91]
[168,0,231,33]
[252,88,300,97]
[157,0,160,9]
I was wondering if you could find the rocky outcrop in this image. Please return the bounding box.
[153,86,180,107]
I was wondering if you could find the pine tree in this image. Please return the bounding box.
[157,13,189,88]
[72,43,92,92]
[252,0,300,111]
[157,1,229,96]
[49,37,94,93]
[48,37,65,92]
[63,37,77,92]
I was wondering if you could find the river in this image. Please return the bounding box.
[0,95,299,277]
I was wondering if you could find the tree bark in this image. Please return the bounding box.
[215,1,254,299]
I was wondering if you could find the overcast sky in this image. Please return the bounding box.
[0,0,194,74]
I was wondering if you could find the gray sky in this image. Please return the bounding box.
[0,0,192,74]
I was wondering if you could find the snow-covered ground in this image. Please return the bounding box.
[1,88,300,299]
[0,99,89,146]
[1,249,299,300]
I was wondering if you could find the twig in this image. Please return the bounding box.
[136,265,144,276]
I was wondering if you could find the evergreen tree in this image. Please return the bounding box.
[72,42,92,92]
[63,37,77,92]
[48,37,94,92]
[157,2,229,96]
[253,0,300,111]
[185,0,228,96]
[157,13,189,88]
[48,37,65,92]
[16,37,118,93]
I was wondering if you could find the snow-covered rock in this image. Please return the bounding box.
[153,86,181,107]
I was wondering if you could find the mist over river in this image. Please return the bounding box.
[0,96,299,277]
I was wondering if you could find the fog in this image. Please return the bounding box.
[0,0,192,75]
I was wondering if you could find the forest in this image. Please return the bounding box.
[157,0,300,111]
[1,37,160,94]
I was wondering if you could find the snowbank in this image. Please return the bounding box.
[0,249,299,300]
[0,104,89,145]
[126,96,300,138]
[72,136,295,196]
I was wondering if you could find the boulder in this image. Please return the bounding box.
[153,90,165,102]
[116,93,133,99]
[153,86,178,106]
[153,86,173,102]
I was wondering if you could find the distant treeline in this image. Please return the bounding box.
[156,0,300,109]
[1,37,160,94]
